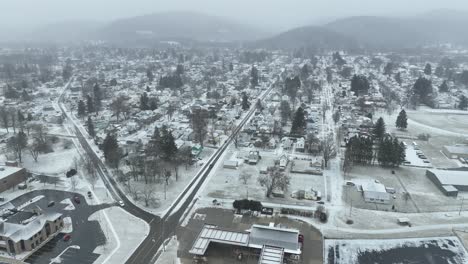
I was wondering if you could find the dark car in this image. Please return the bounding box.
[87,191,92,198]
[47,201,55,207]
[73,196,80,204]
[63,234,71,242]
[261,207,274,215]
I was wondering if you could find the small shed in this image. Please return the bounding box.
[223,160,239,170]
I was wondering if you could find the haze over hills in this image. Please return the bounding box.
[9,11,269,44]
[255,9,468,50]
[250,26,359,51]
[5,9,468,49]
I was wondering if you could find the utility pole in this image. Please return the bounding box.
[460,196,465,216]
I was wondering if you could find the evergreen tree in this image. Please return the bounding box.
[102,134,120,168]
[350,75,370,96]
[93,83,102,111]
[86,94,95,113]
[229,62,234,72]
[301,64,310,80]
[396,109,408,130]
[424,63,432,75]
[27,113,33,121]
[439,80,449,93]
[87,116,95,137]
[412,77,433,106]
[435,66,444,77]
[146,126,161,158]
[147,68,154,82]
[373,117,386,140]
[110,78,117,86]
[395,72,402,86]
[279,100,291,125]
[346,136,374,164]
[250,66,259,87]
[290,107,306,135]
[176,64,184,75]
[241,93,250,110]
[160,125,178,161]
[377,136,405,167]
[459,95,468,110]
[384,62,394,76]
[140,92,149,110]
[77,100,86,118]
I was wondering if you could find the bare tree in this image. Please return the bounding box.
[7,132,28,162]
[110,95,129,121]
[191,108,207,147]
[141,186,156,207]
[125,182,140,201]
[82,154,98,189]
[0,106,9,133]
[322,134,336,168]
[70,176,78,191]
[258,166,290,198]
[239,171,252,185]
[166,104,177,121]
[128,155,143,181]
[9,109,17,134]
[28,139,41,162]
[230,124,239,148]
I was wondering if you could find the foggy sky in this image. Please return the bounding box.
[3,0,468,31]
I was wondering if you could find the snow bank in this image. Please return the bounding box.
[60,198,75,210]
[62,217,73,233]
[325,236,468,264]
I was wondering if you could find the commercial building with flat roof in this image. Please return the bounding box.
[443,145,468,160]
[190,223,301,263]
[0,166,27,193]
[426,169,468,196]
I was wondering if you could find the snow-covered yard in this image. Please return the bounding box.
[325,236,468,264]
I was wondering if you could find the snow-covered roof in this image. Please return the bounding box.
[0,166,24,180]
[0,212,62,242]
[249,224,300,254]
[428,169,468,187]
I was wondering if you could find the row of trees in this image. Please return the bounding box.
[344,116,406,169]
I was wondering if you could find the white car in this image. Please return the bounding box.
[118,200,125,207]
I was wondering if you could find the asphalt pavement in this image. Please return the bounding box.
[5,190,111,264]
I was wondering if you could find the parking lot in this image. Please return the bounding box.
[1,190,111,264]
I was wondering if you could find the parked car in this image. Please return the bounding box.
[87,191,92,198]
[261,207,274,215]
[73,196,80,204]
[63,234,71,242]
[47,201,55,207]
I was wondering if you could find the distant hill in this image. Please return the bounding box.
[250,25,359,51]
[99,11,268,43]
[325,12,468,49]
[254,9,468,51]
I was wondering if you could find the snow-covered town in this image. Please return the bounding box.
[1,3,468,264]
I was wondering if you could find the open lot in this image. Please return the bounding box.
[201,144,325,208]
[344,165,464,213]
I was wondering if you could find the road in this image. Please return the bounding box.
[58,78,274,264]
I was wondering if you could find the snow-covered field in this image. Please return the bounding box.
[325,236,468,264]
